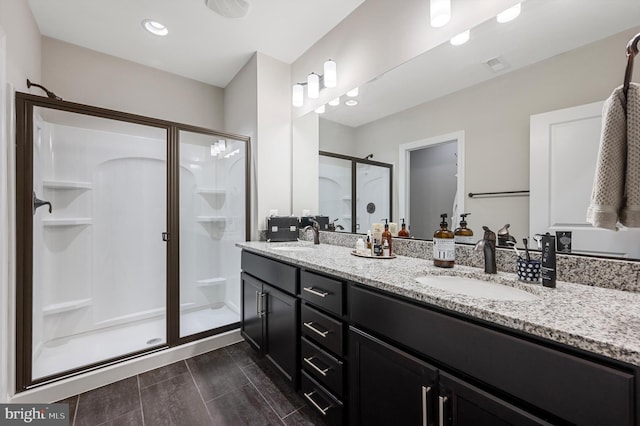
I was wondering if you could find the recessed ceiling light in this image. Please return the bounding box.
[345,100,358,107]
[346,87,359,97]
[497,3,521,23]
[450,30,470,46]
[142,19,168,36]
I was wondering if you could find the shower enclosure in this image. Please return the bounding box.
[319,151,392,233]
[15,93,249,390]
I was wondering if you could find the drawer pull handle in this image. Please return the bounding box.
[422,385,431,426]
[303,321,329,338]
[439,395,448,426]
[303,286,329,298]
[304,356,330,376]
[303,391,332,415]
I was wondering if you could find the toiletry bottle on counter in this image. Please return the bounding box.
[398,218,410,238]
[433,213,455,268]
[382,239,390,257]
[454,213,474,243]
[366,230,373,253]
[382,219,393,256]
[541,233,557,288]
[356,237,366,255]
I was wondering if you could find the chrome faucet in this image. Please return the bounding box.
[474,226,497,274]
[304,219,320,245]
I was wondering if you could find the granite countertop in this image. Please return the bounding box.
[237,241,640,367]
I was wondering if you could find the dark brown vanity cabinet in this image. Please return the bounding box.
[350,284,637,426]
[299,269,348,425]
[240,251,299,384]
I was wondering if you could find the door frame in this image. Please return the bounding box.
[14,92,251,391]
[398,131,465,229]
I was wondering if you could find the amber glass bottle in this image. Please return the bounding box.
[454,213,474,244]
[398,218,410,238]
[433,213,455,268]
[381,219,393,256]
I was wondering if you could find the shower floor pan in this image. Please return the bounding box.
[33,305,239,380]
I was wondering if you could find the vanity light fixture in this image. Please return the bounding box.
[346,87,359,97]
[450,29,470,46]
[142,19,168,36]
[497,3,521,23]
[291,59,338,106]
[329,97,340,106]
[315,105,326,114]
[430,0,451,28]
[345,99,358,107]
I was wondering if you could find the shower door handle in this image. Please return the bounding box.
[162,232,170,242]
[33,192,52,215]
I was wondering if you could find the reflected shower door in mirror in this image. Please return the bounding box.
[319,152,392,233]
[179,130,247,338]
[29,106,168,380]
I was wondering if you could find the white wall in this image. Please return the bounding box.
[350,27,640,242]
[319,118,357,157]
[0,0,42,403]
[293,112,319,216]
[41,37,224,130]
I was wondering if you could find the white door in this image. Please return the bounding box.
[530,102,640,258]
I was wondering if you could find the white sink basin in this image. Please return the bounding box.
[415,275,539,301]
[271,246,314,252]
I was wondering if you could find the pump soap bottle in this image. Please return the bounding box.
[398,218,410,238]
[433,213,455,268]
[381,219,393,256]
[454,213,474,243]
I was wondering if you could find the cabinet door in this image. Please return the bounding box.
[438,372,552,426]
[241,272,264,353]
[350,327,438,426]
[264,283,298,383]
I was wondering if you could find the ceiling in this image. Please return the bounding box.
[27,0,365,88]
[321,0,640,127]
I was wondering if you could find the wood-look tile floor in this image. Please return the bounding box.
[57,341,323,426]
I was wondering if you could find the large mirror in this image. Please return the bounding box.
[294,0,640,259]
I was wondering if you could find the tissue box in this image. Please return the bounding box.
[267,216,299,242]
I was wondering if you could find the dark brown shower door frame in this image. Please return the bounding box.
[15,92,251,392]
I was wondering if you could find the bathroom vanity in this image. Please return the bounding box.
[238,241,640,425]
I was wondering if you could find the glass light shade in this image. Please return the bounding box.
[450,30,470,46]
[315,105,326,114]
[430,0,451,28]
[346,87,359,97]
[329,97,340,106]
[324,60,337,88]
[497,3,521,23]
[307,73,320,98]
[292,83,304,107]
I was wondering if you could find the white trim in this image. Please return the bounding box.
[0,25,8,404]
[9,329,242,403]
[398,131,465,226]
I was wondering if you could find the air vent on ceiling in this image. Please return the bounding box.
[205,0,251,19]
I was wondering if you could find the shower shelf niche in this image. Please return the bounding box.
[196,187,226,195]
[42,298,92,316]
[42,180,92,190]
[196,277,227,288]
[196,216,226,223]
[43,218,92,227]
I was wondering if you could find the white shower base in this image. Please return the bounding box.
[33,305,239,380]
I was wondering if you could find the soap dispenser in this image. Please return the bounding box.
[381,219,393,256]
[398,218,410,238]
[433,213,455,268]
[454,213,474,243]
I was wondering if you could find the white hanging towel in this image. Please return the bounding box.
[587,82,640,229]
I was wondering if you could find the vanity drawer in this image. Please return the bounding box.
[300,270,344,316]
[301,303,344,356]
[301,370,344,426]
[301,336,344,398]
[241,251,297,294]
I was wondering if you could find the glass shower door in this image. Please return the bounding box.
[319,155,352,232]
[179,130,246,338]
[356,163,391,233]
[30,107,168,380]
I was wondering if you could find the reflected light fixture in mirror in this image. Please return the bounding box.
[142,19,168,36]
[497,3,522,23]
[430,0,451,28]
[450,29,470,46]
[346,87,359,97]
[315,105,326,114]
[329,97,340,106]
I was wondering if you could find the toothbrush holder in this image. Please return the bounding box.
[517,257,541,282]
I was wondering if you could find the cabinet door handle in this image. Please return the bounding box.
[303,321,329,338]
[258,292,266,318]
[304,356,330,376]
[255,291,260,316]
[438,396,448,426]
[303,391,332,415]
[422,386,431,426]
[303,286,329,298]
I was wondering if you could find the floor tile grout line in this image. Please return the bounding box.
[184,358,216,423]
[72,395,79,426]
[136,375,146,426]
[239,363,288,425]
